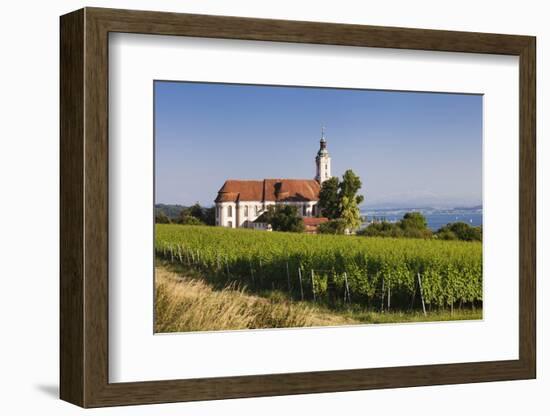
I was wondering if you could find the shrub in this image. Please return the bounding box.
[264,205,305,233]
[155,212,171,224]
[358,212,432,239]
[436,222,482,242]
[318,219,347,234]
[179,215,205,226]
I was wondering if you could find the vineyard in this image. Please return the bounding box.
[155,224,482,312]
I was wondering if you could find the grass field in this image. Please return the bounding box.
[155,260,482,333]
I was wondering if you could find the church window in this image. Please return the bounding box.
[303,205,307,216]
[227,205,233,217]
[244,206,248,217]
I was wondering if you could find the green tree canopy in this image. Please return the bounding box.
[175,202,216,226]
[155,212,171,224]
[357,221,404,238]
[317,219,347,235]
[339,195,362,231]
[339,169,364,206]
[264,205,305,233]
[203,206,216,226]
[358,212,432,239]
[400,212,428,230]
[317,177,340,219]
[317,170,364,232]
[179,215,205,226]
[155,203,216,225]
[436,222,482,241]
[189,202,204,220]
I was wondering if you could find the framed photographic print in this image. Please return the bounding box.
[60,7,536,408]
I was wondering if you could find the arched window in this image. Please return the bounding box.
[303,205,307,216]
[227,205,233,217]
[244,205,248,217]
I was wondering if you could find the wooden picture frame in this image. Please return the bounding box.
[60,7,536,408]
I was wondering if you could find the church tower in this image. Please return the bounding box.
[315,127,331,184]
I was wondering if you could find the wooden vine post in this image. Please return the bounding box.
[298,267,304,301]
[286,261,291,293]
[343,271,351,304]
[417,272,427,316]
[311,269,316,301]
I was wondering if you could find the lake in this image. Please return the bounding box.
[363,210,483,231]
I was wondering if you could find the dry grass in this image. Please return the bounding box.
[339,308,482,324]
[155,264,481,333]
[155,266,358,333]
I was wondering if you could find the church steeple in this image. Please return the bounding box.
[320,127,327,149]
[315,127,331,184]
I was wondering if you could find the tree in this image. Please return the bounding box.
[339,195,362,232]
[400,212,428,230]
[339,169,364,206]
[317,170,365,227]
[155,204,187,221]
[189,202,204,221]
[358,212,432,239]
[317,177,340,219]
[436,222,482,241]
[203,206,216,226]
[177,202,216,226]
[318,219,347,235]
[178,204,205,225]
[264,205,305,233]
[178,215,205,226]
[155,212,171,224]
[357,220,404,238]
[397,212,432,238]
[177,206,191,219]
[436,228,457,241]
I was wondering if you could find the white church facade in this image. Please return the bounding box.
[215,131,332,228]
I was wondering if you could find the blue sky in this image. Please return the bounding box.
[155,81,482,208]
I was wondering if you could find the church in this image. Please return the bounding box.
[214,130,331,229]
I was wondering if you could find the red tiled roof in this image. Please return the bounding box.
[302,217,329,226]
[215,180,264,202]
[215,179,320,203]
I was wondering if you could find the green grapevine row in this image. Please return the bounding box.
[156,224,482,309]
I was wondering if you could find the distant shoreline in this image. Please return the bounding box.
[362,207,483,231]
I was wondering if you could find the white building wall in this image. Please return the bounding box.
[235,201,265,227]
[215,201,268,228]
[216,200,320,228]
[216,202,237,228]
